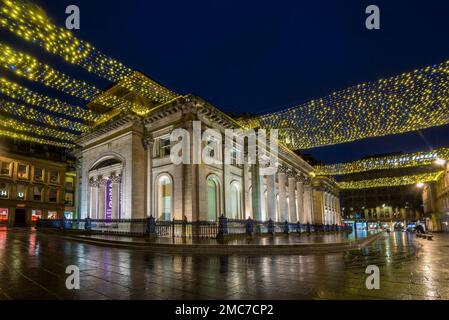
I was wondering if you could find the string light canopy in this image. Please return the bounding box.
[0,99,88,132]
[0,43,150,115]
[315,148,449,176]
[0,126,74,147]
[337,171,444,190]
[0,0,179,104]
[239,59,449,149]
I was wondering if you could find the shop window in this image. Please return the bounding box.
[34,167,44,181]
[17,163,28,179]
[48,188,58,202]
[16,184,27,200]
[64,211,73,219]
[31,210,42,222]
[0,208,8,222]
[49,170,59,184]
[47,211,57,219]
[33,185,43,201]
[0,161,11,176]
[0,182,9,199]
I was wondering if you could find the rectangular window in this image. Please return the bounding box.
[16,184,26,200]
[64,192,74,206]
[0,162,11,176]
[17,163,28,179]
[33,185,43,201]
[48,188,58,202]
[64,211,73,219]
[34,167,44,181]
[159,138,171,157]
[49,170,59,184]
[65,176,74,189]
[0,208,8,222]
[0,183,9,199]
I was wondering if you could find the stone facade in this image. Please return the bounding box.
[76,93,341,224]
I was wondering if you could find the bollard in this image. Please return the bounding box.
[267,218,275,235]
[245,217,254,236]
[146,215,156,238]
[217,214,228,239]
[84,217,91,232]
[283,220,289,234]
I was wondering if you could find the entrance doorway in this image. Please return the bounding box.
[14,208,27,226]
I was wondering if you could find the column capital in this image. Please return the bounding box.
[278,165,289,174]
[89,177,99,187]
[142,136,154,149]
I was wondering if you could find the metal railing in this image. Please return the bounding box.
[36,216,352,239]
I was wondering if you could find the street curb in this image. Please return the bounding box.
[38,229,383,255]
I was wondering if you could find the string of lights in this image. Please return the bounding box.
[315,148,449,176]
[0,113,79,141]
[0,43,150,115]
[0,99,88,132]
[0,77,100,120]
[0,0,179,104]
[0,126,74,147]
[239,59,449,149]
[337,171,443,190]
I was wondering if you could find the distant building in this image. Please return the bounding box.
[422,163,449,232]
[339,160,428,225]
[0,137,73,226]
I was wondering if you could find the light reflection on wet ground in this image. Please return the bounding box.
[0,227,448,300]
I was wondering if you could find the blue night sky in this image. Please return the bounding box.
[5,0,449,164]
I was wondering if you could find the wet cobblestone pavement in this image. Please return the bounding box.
[0,227,448,300]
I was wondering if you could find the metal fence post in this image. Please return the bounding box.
[217,214,228,240]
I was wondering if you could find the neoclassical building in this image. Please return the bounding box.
[75,76,341,224]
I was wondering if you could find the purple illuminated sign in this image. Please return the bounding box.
[105,179,113,220]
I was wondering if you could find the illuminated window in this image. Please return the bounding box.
[49,170,59,184]
[156,175,172,220]
[0,182,9,199]
[230,182,242,219]
[47,211,57,219]
[65,192,74,206]
[207,176,220,221]
[65,176,74,189]
[17,163,28,179]
[34,167,44,181]
[31,210,42,222]
[64,211,73,219]
[0,161,11,176]
[0,208,9,222]
[48,188,58,202]
[33,185,43,201]
[16,184,26,200]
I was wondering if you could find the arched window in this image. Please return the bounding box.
[207,175,220,221]
[156,175,172,221]
[230,182,242,219]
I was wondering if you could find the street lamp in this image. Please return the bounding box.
[434,158,446,166]
[416,182,425,188]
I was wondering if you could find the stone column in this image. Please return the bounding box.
[98,178,106,220]
[111,174,120,219]
[303,179,312,223]
[143,137,154,218]
[278,167,288,222]
[296,175,304,223]
[89,178,99,219]
[250,163,262,220]
[288,171,297,222]
[266,173,276,221]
